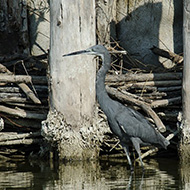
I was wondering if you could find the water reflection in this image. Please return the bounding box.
[0,157,183,189]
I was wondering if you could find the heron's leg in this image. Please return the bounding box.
[130,138,144,170]
[123,146,133,171]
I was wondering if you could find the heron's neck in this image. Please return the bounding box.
[96,54,112,111]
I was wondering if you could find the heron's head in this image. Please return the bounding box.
[63,45,109,59]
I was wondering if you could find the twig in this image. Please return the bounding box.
[109,140,120,152]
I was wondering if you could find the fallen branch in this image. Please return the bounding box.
[0,138,43,145]
[150,46,183,64]
[18,83,41,104]
[0,132,41,142]
[0,64,43,104]
[0,105,47,120]
[0,74,47,84]
[105,72,182,82]
[118,80,182,89]
[151,96,181,108]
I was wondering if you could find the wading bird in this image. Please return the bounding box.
[63,45,170,171]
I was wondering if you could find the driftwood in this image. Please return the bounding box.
[0,132,41,142]
[157,86,181,92]
[151,97,181,108]
[0,105,47,120]
[4,117,42,129]
[18,83,41,104]
[0,64,42,104]
[0,74,47,84]
[118,80,182,89]
[0,138,43,145]
[105,72,182,82]
[150,46,183,64]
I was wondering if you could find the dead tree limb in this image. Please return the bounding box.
[151,96,181,108]
[118,80,182,89]
[0,138,43,145]
[0,74,47,84]
[0,105,47,120]
[0,64,43,104]
[105,72,182,82]
[0,132,41,142]
[150,46,183,64]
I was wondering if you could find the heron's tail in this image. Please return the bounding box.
[157,132,170,149]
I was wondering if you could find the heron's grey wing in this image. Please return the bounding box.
[115,106,156,142]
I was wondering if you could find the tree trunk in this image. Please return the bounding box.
[179,0,190,164]
[42,0,104,160]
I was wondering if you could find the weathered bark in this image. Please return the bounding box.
[41,0,108,160]
[179,0,190,165]
[105,72,182,82]
[151,97,181,108]
[0,105,47,120]
[0,74,47,84]
[122,80,181,88]
[150,46,183,65]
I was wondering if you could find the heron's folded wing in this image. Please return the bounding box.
[115,107,156,141]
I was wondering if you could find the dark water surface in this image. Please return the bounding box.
[0,157,188,189]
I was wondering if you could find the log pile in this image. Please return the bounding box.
[0,45,183,160]
[0,55,48,159]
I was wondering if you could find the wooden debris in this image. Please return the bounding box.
[150,46,183,64]
[0,105,47,120]
[0,132,41,142]
[151,97,181,108]
[102,67,182,158]
[0,74,47,84]
[0,43,182,160]
[0,63,44,104]
[106,72,182,82]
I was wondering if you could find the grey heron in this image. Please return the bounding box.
[63,45,170,171]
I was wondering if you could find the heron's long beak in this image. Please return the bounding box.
[63,50,89,57]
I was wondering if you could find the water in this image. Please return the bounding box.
[0,157,188,190]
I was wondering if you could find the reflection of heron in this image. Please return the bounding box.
[63,45,170,171]
[127,171,144,190]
